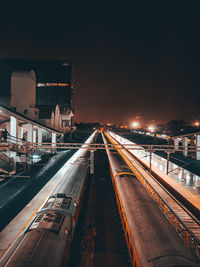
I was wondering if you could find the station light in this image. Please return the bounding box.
[132,122,139,128]
[31,154,40,159]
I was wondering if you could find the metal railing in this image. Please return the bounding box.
[1,140,200,152]
[132,164,200,259]
[31,142,200,153]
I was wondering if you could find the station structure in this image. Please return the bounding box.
[0,58,73,175]
[0,58,73,132]
[173,132,200,160]
[0,104,62,175]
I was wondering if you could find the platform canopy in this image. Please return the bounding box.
[0,104,63,137]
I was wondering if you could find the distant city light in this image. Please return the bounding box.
[195,122,200,127]
[148,126,155,132]
[62,62,69,66]
[132,121,139,128]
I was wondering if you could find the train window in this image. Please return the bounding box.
[55,193,66,198]
[36,213,65,233]
[54,214,63,224]
[61,198,72,209]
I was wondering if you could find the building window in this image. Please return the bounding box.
[24,109,28,114]
[37,83,45,87]
[62,120,69,127]
[37,83,69,87]
[35,110,38,115]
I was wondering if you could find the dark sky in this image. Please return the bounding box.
[0,2,200,124]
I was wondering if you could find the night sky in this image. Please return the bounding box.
[0,2,200,124]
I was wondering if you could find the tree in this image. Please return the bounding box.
[167,120,186,136]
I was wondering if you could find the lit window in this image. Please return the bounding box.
[58,83,69,86]
[37,82,69,87]
[62,62,69,66]
[46,83,58,86]
[37,83,45,87]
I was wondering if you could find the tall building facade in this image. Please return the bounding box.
[11,70,39,119]
[0,59,73,131]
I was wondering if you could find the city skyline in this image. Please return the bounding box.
[0,3,200,124]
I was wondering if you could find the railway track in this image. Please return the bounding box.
[105,131,200,260]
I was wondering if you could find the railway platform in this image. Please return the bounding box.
[122,131,200,176]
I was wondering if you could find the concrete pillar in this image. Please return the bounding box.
[10,116,18,143]
[183,137,188,156]
[190,136,195,159]
[33,130,37,143]
[52,132,56,148]
[38,128,42,143]
[174,138,179,150]
[18,126,23,144]
[18,126,23,139]
[27,123,33,143]
[196,135,200,160]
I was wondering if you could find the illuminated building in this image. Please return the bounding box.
[0,59,73,131]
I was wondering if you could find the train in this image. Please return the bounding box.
[0,131,97,267]
[102,132,199,267]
